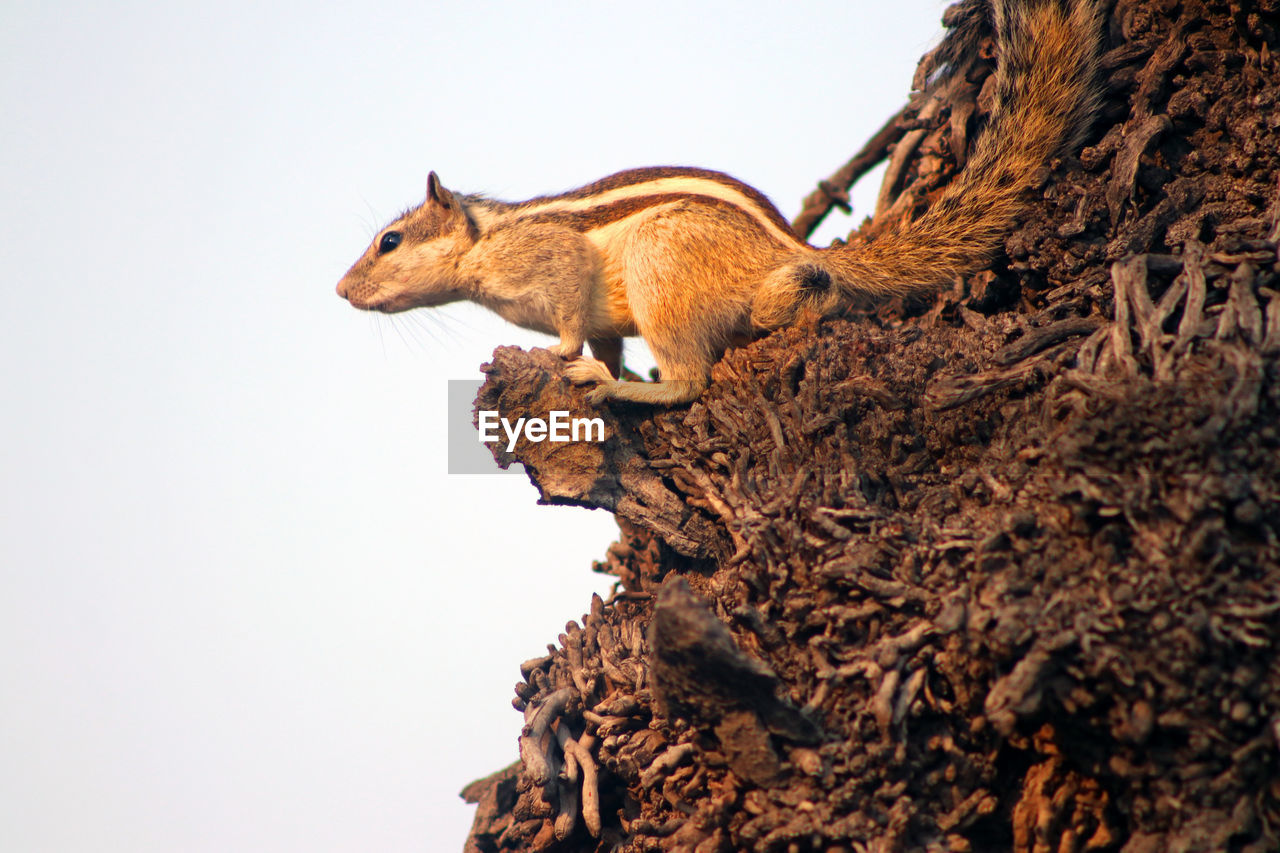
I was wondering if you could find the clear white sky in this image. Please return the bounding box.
[0,2,942,850]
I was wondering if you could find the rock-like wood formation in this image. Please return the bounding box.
[464,1,1280,849]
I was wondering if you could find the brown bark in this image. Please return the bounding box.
[464,1,1280,850]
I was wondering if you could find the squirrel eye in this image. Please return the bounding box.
[379,231,403,253]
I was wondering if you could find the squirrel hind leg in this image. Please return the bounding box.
[603,333,715,406]
[586,378,706,407]
[565,356,707,407]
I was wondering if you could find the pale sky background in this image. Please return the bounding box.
[0,2,942,850]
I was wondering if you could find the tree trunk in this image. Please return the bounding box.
[464,1,1280,849]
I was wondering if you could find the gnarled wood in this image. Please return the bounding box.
[465,1,1280,850]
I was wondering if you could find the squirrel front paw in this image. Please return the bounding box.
[564,356,614,386]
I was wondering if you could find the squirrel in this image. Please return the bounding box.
[336,0,1102,406]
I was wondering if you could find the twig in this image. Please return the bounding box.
[563,737,601,837]
[791,106,908,240]
[519,687,575,785]
[640,742,696,789]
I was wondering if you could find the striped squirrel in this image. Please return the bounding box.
[336,0,1102,405]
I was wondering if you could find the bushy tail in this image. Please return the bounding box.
[752,0,1104,329]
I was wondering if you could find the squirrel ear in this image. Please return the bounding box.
[426,171,451,207]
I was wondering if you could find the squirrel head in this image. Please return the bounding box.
[336,171,479,312]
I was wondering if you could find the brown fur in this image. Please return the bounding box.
[516,166,802,238]
[336,0,1102,406]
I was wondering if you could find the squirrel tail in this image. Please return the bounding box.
[751,0,1104,330]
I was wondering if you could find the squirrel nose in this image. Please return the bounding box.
[336,278,348,299]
